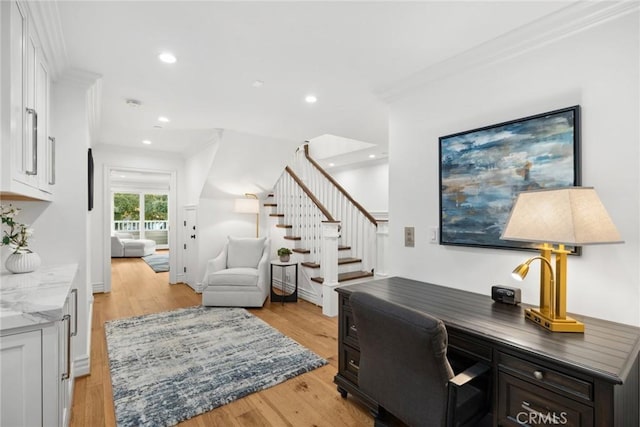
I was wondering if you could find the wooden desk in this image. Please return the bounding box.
[334,277,640,427]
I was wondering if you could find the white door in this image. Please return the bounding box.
[182,206,198,290]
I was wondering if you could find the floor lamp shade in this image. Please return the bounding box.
[233,198,259,214]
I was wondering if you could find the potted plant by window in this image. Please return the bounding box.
[277,247,292,262]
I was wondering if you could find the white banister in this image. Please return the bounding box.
[321,221,340,317]
[376,221,389,277]
[293,147,377,274]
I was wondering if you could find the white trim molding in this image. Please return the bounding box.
[377,1,640,102]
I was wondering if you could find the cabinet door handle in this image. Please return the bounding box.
[349,325,358,333]
[25,108,38,176]
[348,359,360,371]
[62,314,71,380]
[48,136,56,185]
[71,288,78,337]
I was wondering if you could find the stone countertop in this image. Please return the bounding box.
[0,264,78,332]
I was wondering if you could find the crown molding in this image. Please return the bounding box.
[376,1,639,103]
[56,68,102,89]
[24,1,68,81]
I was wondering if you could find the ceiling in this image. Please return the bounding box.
[55,1,574,157]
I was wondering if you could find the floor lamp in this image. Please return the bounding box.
[234,193,260,237]
[501,187,623,333]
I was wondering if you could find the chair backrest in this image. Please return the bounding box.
[350,291,454,427]
[226,236,268,268]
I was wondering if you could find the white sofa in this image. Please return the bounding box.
[111,233,156,257]
[202,236,270,307]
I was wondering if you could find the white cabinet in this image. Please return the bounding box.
[0,0,55,201]
[0,330,42,426]
[0,286,77,427]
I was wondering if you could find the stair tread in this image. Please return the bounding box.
[264,203,277,207]
[338,245,351,251]
[269,213,285,217]
[292,248,310,254]
[311,271,374,284]
[301,257,361,269]
[276,224,292,229]
[284,236,301,241]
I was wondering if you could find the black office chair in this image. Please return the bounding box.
[350,291,489,427]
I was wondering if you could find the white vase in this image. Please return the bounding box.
[5,252,41,274]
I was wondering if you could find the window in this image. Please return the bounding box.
[112,192,168,248]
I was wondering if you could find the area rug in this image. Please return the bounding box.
[105,306,327,427]
[141,253,169,272]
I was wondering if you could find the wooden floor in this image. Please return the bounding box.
[70,256,373,427]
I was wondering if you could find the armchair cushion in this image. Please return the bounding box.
[227,236,267,268]
[206,268,258,288]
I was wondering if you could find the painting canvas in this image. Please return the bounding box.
[439,106,580,252]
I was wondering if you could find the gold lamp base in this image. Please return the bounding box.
[525,308,584,333]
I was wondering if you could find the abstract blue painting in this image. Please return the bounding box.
[439,106,580,251]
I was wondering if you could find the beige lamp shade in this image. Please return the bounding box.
[233,198,259,214]
[501,187,623,246]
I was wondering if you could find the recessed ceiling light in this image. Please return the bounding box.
[252,80,264,88]
[328,163,335,167]
[142,140,152,145]
[158,52,177,64]
[305,95,317,104]
[369,154,376,159]
[158,116,170,123]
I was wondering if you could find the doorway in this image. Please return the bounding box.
[103,166,178,292]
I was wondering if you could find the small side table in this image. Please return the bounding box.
[270,260,298,304]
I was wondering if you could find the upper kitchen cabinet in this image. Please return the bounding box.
[1,1,55,201]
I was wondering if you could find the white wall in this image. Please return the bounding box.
[331,161,389,214]
[2,79,96,374]
[388,12,639,325]
[90,145,185,290]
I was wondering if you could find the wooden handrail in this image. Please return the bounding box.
[304,144,378,226]
[285,166,336,222]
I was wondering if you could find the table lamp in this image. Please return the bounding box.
[234,193,260,237]
[501,187,622,333]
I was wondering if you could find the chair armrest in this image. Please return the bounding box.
[449,361,490,388]
[255,243,271,291]
[202,247,227,284]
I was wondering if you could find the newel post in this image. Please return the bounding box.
[376,220,389,277]
[321,221,340,317]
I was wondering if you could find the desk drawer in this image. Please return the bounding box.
[498,372,593,426]
[339,345,361,385]
[499,352,592,402]
[342,309,359,348]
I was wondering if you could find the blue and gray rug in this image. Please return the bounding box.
[142,253,169,273]
[105,306,327,427]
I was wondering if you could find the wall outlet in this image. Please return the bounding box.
[404,227,415,247]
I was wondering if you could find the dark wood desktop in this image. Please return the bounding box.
[334,277,640,427]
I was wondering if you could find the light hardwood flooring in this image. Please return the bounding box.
[70,256,373,426]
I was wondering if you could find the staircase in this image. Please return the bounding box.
[267,145,387,316]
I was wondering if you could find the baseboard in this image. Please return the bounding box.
[92,282,105,293]
[74,297,93,377]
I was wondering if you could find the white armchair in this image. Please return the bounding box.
[202,236,270,307]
